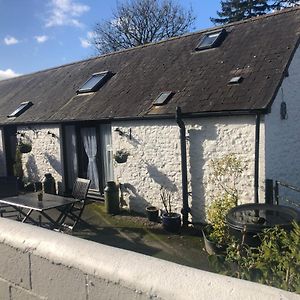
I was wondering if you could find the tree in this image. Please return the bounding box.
[91,0,195,54]
[271,0,300,10]
[211,0,300,25]
[211,0,270,25]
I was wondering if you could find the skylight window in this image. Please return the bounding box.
[7,101,33,118]
[195,29,227,51]
[153,91,175,106]
[77,71,113,94]
[229,76,244,84]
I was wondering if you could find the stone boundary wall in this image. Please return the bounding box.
[0,219,298,300]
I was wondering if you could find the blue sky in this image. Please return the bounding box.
[0,0,221,80]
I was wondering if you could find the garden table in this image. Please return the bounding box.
[0,193,80,229]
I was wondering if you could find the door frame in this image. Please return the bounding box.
[62,122,109,195]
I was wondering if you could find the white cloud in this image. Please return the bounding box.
[87,31,96,39]
[80,38,90,48]
[45,0,90,28]
[34,35,49,43]
[0,69,21,81]
[3,36,19,45]
[80,31,96,48]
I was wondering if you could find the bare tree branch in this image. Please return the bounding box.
[91,0,195,54]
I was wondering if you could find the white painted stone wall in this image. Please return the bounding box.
[0,218,298,300]
[265,45,300,206]
[112,116,264,223]
[17,125,64,193]
[0,128,7,176]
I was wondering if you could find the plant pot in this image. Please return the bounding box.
[18,143,32,154]
[114,156,128,163]
[202,226,227,255]
[146,206,159,222]
[162,212,181,233]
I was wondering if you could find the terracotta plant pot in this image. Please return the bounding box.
[146,206,159,222]
[162,212,181,233]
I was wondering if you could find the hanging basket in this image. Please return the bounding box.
[114,150,129,164]
[18,141,32,154]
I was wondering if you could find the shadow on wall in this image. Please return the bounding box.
[145,162,178,192]
[188,125,217,223]
[122,183,151,212]
[45,153,62,175]
[25,155,39,182]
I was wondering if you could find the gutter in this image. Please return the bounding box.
[0,109,267,127]
[175,107,190,227]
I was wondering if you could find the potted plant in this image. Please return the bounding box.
[160,187,181,233]
[145,206,159,222]
[18,140,32,154]
[203,193,236,255]
[114,149,129,163]
[203,154,246,255]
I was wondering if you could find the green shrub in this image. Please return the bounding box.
[219,222,300,293]
[206,154,246,245]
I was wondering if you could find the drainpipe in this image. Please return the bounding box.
[176,107,190,227]
[254,114,261,204]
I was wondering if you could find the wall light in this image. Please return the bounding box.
[114,128,132,140]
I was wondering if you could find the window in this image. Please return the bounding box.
[153,91,175,106]
[228,76,244,85]
[195,29,227,51]
[77,71,113,94]
[7,101,33,118]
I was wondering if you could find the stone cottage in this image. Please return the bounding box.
[0,8,300,223]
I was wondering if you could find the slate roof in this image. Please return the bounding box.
[0,7,300,125]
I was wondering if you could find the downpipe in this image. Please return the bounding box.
[254,114,260,204]
[176,107,190,227]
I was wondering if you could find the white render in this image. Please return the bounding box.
[0,218,299,300]
[112,116,265,222]
[265,46,300,204]
[17,125,64,193]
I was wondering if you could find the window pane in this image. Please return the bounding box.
[79,74,105,92]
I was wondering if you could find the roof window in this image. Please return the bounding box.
[229,76,244,84]
[7,101,33,118]
[195,29,227,51]
[153,91,174,106]
[77,71,113,94]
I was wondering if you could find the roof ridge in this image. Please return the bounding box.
[2,6,299,82]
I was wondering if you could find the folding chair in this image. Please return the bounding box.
[60,178,91,231]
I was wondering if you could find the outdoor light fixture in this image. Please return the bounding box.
[114,128,132,140]
[280,88,288,120]
[280,101,287,120]
[47,131,57,138]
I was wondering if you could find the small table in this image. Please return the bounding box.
[0,193,80,229]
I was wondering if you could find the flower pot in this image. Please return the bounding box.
[19,143,32,154]
[202,226,227,255]
[114,156,128,163]
[146,206,159,222]
[162,212,181,233]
